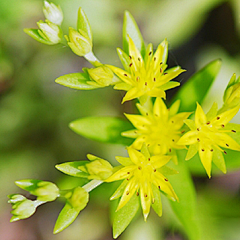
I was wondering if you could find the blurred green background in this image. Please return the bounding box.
[1,0,240,239]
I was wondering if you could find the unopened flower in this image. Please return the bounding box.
[222,73,240,111]
[37,20,62,44]
[105,145,178,220]
[43,1,63,25]
[107,37,185,103]
[66,27,92,56]
[8,194,38,222]
[87,66,120,87]
[79,154,114,180]
[122,98,191,164]
[178,102,240,177]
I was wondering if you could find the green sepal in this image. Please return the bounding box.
[172,59,222,112]
[24,28,54,45]
[117,48,130,72]
[77,8,92,43]
[55,161,90,178]
[122,11,145,56]
[53,187,89,234]
[112,194,140,239]
[69,116,133,145]
[55,72,100,90]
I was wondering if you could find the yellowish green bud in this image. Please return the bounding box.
[87,66,119,87]
[37,20,62,44]
[66,27,92,56]
[85,159,114,180]
[8,194,36,222]
[43,1,63,25]
[223,74,240,109]
[31,181,59,202]
[66,187,89,211]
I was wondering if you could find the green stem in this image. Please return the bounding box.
[82,179,103,192]
[84,51,102,67]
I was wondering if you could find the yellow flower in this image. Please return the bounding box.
[178,102,240,177]
[122,98,191,164]
[107,37,185,103]
[105,145,178,220]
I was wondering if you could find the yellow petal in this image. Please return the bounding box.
[198,143,213,178]
[212,147,226,174]
[214,133,240,151]
[105,165,135,182]
[177,131,198,145]
[185,144,198,160]
[124,114,151,130]
[195,103,207,127]
[122,87,143,103]
[153,97,168,120]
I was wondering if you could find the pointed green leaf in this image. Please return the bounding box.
[55,72,100,90]
[172,59,222,112]
[69,116,133,145]
[77,8,92,42]
[168,154,201,240]
[122,11,145,56]
[113,194,140,239]
[24,28,54,45]
[55,161,89,178]
[53,202,80,234]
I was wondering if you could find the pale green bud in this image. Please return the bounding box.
[66,187,89,211]
[37,20,62,44]
[43,1,63,25]
[8,194,36,222]
[223,74,240,109]
[31,181,59,202]
[85,159,113,180]
[66,27,92,56]
[88,66,117,87]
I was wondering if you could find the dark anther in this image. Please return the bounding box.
[148,158,151,161]
[181,130,185,134]
[129,63,133,67]
[153,77,156,82]
[144,194,148,198]
[160,62,163,65]
[136,76,140,81]
[169,148,172,152]
[126,191,129,195]
[146,112,149,116]
[124,73,128,77]
[206,121,210,125]
[138,166,142,170]
[145,82,148,86]
[158,186,161,189]
[138,57,141,61]
[221,124,225,128]
[232,130,236,133]
[129,55,132,59]
[127,172,130,174]
[217,117,220,120]
[197,138,200,142]
[163,73,168,75]
[201,149,205,151]
[172,139,175,142]
[164,178,168,182]
[153,169,156,172]
[224,151,227,154]
[148,51,152,56]
[154,57,156,61]
[226,144,229,147]
[136,192,139,196]
[147,144,150,147]
[210,149,213,152]
[197,128,200,131]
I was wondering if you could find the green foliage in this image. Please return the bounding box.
[112,194,140,239]
[172,59,222,112]
[69,116,133,145]
[122,11,145,56]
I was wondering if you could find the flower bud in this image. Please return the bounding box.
[85,159,113,180]
[31,181,59,202]
[43,1,63,25]
[37,20,62,44]
[87,66,118,87]
[65,187,89,211]
[223,74,240,109]
[8,194,36,222]
[66,27,92,56]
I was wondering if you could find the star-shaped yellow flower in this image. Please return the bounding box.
[122,98,191,164]
[178,102,240,177]
[107,37,185,103]
[105,145,178,220]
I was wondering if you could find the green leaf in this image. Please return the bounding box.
[69,116,133,145]
[54,187,89,234]
[168,154,201,240]
[172,59,222,112]
[55,161,89,178]
[112,194,140,239]
[24,28,54,45]
[55,72,100,90]
[122,11,145,56]
[53,202,81,234]
[77,8,92,42]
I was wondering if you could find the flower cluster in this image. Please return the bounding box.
[8,1,240,239]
